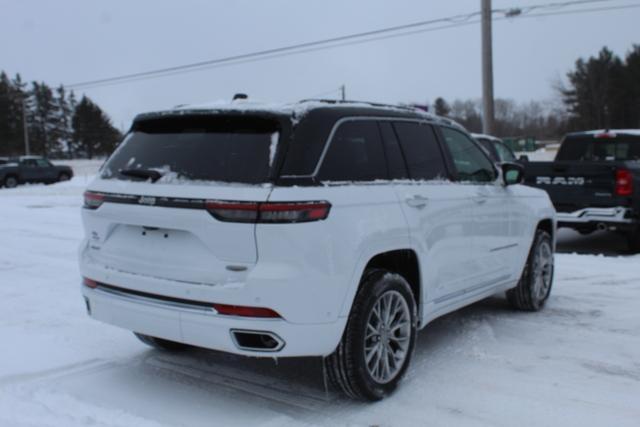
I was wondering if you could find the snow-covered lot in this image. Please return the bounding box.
[1,178,639,427]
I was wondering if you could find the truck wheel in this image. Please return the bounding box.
[3,175,18,188]
[324,269,417,401]
[58,173,70,182]
[507,230,554,311]
[627,228,640,253]
[134,333,189,351]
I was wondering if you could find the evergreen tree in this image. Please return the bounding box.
[51,85,73,158]
[72,95,122,159]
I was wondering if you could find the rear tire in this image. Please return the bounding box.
[324,269,417,401]
[507,230,554,311]
[134,333,189,351]
[3,175,18,188]
[627,228,640,253]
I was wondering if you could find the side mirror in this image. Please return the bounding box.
[502,162,524,186]
[518,155,529,163]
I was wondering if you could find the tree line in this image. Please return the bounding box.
[0,71,122,158]
[431,44,640,139]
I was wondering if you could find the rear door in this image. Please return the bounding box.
[83,114,282,286]
[386,121,478,303]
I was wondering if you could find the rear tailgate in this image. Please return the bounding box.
[82,113,284,286]
[523,161,630,212]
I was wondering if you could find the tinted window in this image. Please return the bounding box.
[556,135,640,161]
[21,159,37,167]
[440,127,496,183]
[318,121,387,182]
[378,122,408,179]
[36,158,51,167]
[494,142,516,162]
[393,122,448,180]
[101,116,280,184]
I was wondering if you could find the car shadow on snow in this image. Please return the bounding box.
[556,228,632,256]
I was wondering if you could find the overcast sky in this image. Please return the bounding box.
[2,0,638,130]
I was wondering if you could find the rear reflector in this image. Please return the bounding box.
[205,200,330,223]
[615,169,633,196]
[83,277,98,289]
[212,303,281,318]
[83,191,105,210]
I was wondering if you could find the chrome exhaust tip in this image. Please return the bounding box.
[230,329,285,352]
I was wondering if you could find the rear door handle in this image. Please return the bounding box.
[406,195,429,209]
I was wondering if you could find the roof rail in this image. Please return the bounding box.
[298,98,419,113]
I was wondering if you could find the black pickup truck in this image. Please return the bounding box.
[0,156,73,188]
[524,130,640,251]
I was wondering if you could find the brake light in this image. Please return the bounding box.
[212,303,281,318]
[205,200,331,223]
[83,277,98,289]
[615,169,633,196]
[83,191,105,210]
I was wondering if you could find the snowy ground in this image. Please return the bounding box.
[1,178,639,427]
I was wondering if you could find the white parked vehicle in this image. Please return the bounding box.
[80,100,556,400]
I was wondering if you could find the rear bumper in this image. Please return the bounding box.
[556,207,635,228]
[81,283,344,357]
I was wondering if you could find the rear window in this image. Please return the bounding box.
[101,116,281,184]
[556,135,640,162]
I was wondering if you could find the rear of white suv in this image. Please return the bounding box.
[80,101,556,401]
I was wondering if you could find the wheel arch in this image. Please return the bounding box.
[342,249,422,322]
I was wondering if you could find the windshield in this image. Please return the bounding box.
[101,116,281,184]
[556,135,640,161]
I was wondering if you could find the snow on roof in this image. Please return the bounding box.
[136,99,465,130]
[471,133,502,142]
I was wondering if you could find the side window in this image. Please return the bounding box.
[393,122,448,180]
[21,159,37,168]
[318,121,388,182]
[440,127,496,183]
[378,122,409,179]
[36,159,51,167]
[478,139,498,161]
[494,142,516,162]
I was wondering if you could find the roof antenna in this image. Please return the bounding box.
[233,93,248,101]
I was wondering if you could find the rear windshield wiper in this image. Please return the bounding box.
[119,168,163,183]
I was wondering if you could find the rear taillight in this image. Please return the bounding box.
[615,169,633,196]
[83,277,98,289]
[83,191,105,210]
[205,200,331,223]
[212,303,281,318]
[594,131,617,139]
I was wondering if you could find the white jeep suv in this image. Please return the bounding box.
[80,100,556,400]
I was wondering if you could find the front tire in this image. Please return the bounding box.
[58,173,70,182]
[507,230,554,311]
[134,333,189,351]
[3,175,18,188]
[325,269,417,401]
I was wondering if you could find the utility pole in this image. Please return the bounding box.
[481,0,495,135]
[340,84,346,101]
[22,98,30,155]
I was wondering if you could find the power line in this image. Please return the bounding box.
[66,0,634,90]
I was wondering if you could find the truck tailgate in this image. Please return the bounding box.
[523,161,631,212]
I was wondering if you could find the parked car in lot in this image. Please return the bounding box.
[80,100,556,400]
[523,130,640,251]
[0,156,73,188]
[472,133,519,163]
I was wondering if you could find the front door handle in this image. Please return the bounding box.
[406,195,429,209]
